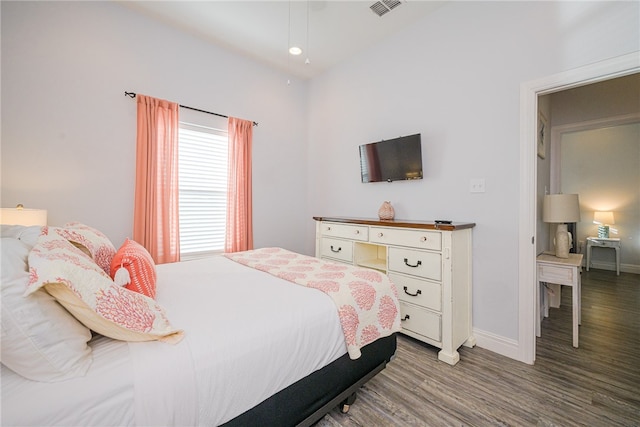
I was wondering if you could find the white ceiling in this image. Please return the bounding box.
[118,1,447,79]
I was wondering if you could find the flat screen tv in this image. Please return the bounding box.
[359,133,423,183]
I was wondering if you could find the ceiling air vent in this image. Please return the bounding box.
[370,0,402,17]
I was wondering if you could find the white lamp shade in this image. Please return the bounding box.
[0,207,47,226]
[542,194,580,223]
[593,211,615,225]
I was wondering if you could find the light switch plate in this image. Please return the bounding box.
[470,178,485,193]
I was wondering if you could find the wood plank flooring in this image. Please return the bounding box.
[316,269,640,426]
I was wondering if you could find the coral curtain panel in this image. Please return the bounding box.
[225,117,254,253]
[133,94,180,264]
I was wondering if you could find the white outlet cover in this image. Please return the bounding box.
[470,178,485,193]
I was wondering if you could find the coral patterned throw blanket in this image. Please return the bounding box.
[224,247,401,359]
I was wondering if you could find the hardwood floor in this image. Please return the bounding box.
[316,269,640,426]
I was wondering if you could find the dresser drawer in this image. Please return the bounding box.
[370,227,441,251]
[388,247,442,281]
[389,272,441,312]
[320,222,368,241]
[320,237,353,263]
[399,302,441,342]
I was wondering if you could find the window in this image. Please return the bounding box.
[178,122,228,260]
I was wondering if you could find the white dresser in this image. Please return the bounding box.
[314,216,475,365]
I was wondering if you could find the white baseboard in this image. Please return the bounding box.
[587,261,640,275]
[472,328,520,361]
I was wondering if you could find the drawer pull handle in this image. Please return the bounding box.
[327,226,331,231]
[403,286,422,297]
[330,245,342,253]
[420,236,427,242]
[401,315,410,321]
[355,230,360,234]
[404,258,422,268]
[378,232,384,238]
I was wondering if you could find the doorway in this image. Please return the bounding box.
[518,52,640,364]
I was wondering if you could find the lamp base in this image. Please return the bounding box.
[597,225,609,238]
[554,224,571,259]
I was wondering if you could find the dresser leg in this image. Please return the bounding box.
[438,349,460,365]
[463,335,477,348]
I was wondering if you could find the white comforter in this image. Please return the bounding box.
[1,255,347,426]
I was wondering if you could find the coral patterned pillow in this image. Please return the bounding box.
[25,230,183,344]
[54,222,116,275]
[110,239,157,299]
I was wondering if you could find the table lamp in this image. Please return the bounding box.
[543,194,580,258]
[0,204,48,226]
[593,211,614,238]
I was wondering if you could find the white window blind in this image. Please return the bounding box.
[178,122,228,259]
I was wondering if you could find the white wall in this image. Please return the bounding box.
[306,1,639,347]
[550,74,640,127]
[547,74,640,273]
[561,124,640,271]
[539,75,639,265]
[2,0,638,360]
[1,1,310,254]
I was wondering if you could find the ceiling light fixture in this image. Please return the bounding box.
[287,1,310,59]
[304,0,310,65]
[287,1,292,84]
[287,1,311,83]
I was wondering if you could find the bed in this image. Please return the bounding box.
[1,224,400,426]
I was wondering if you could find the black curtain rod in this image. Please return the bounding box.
[124,91,258,126]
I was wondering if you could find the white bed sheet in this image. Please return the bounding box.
[149,255,347,426]
[1,254,347,426]
[1,335,134,426]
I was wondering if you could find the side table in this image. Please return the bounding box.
[537,253,583,348]
[586,237,621,275]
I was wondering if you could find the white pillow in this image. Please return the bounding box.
[0,224,43,248]
[1,237,93,382]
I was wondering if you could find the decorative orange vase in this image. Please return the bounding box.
[378,201,395,220]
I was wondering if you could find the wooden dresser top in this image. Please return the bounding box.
[313,216,475,231]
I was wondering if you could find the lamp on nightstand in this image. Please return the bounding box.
[0,204,48,226]
[543,194,580,259]
[593,211,614,238]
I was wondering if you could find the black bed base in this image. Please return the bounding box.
[222,333,397,427]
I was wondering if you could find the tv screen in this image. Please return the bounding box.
[359,134,423,183]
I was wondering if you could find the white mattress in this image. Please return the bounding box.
[1,255,347,426]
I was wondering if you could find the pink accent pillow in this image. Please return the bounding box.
[25,231,183,344]
[110,239,157,299]
[54,222,117,275]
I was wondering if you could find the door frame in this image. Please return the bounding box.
[518,52,640,364]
